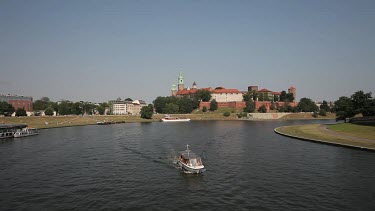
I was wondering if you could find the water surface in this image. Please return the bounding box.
[1,120,374,210]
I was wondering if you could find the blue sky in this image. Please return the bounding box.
[1,0,374,103]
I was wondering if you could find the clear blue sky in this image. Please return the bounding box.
[1,0,374,103]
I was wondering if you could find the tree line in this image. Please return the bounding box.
[334,90,374,121]
[153,90,212,114]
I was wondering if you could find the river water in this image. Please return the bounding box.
[1,120,374,210]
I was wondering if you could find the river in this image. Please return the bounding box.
[1,120,374,210]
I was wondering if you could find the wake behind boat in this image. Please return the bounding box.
[161,115,190,122]
[177,145,205,173]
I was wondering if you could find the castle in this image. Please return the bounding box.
[171,72,297,111]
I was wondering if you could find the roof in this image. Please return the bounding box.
[258,88,272,92]
[0,124,27,129]
[176,89,197,95]
[272,92,281,95]
[212,88,240,94]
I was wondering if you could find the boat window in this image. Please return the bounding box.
[190,159,197,167]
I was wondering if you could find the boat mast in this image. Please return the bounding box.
[186,144,190,157]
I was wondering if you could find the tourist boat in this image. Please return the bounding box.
[0,124,27,139]
[161,116,190,122]
[14,127,39,138]
[177,145,205,173]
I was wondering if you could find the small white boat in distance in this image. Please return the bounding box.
[177,145,205,173]
[14,128,39,138]
[161,115,190,122]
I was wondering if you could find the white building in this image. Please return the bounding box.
[211,87,244,102]
[112,100,147,115]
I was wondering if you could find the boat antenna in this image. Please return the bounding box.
[186,144,190,157]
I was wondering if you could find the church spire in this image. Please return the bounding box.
[178,72,184,91]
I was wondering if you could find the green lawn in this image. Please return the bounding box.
[275,124,375,150]
[327,123,375,140]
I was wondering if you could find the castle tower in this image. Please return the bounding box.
[178,72,184,91]
[288,86,296,101]
[171,81,177,96]
[192,81,197,90]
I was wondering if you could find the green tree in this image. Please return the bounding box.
[280,91,287,102]
[58,101,71,115]
[298,98,319,112]
[312,111,318,118]
[33,100,47,110]
[0,101,15,116]
[363,98,375,117]
[44,107,54,116]
[258,105,267,113]
[273,95,279,102]
[223,111,230,117]
[291,106,299,113]
[202,106,207,112]
[319,109,327,116]
[286,93,295,102]
[351,91,372,116]
[334,96,355,122]
[243,100,255,113]
[153,96,179,114]
[164,103,179,114]
[177,97,194,113]
[15,108,27,116]
[243,92,253,102]
[320,100,330,112]
[209,99,218,111]
[140,104,154,119]
[195,90,212,102]
[71,102,82,115]
[125,98,133,101]
[96,103,107,115]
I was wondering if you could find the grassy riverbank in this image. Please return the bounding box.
[275,123,375,150]
[0,109,336,130]
[280,113,336,119]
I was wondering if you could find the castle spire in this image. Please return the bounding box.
[178,71,184,91]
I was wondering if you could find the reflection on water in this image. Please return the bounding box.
[1,120,374,211]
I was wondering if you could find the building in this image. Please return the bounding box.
[288,86,296,100]
[111,99,147,115]
[170,72,297,112]
[0,94,33,112]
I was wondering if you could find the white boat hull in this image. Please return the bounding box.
[13,128,39,138]
[161,118,190,122]
[177,161,205,173]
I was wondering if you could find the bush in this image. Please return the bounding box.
[223,112,230,117]
[202,106,207,112]
[237,112,248,118]
[258,105,267,113]
[312,111,319,118]
[44,107,54,116]
[15,108,27,116]
[319,109,327,116]
[243,100,255,113]
[209,100,218,111]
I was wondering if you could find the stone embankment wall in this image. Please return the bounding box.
[247,113,290,120]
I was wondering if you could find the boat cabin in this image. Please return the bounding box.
[179,151,203,167]
[0,124,27,139]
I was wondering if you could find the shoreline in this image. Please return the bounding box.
[1,113,335,129]
[274,124,375,151]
